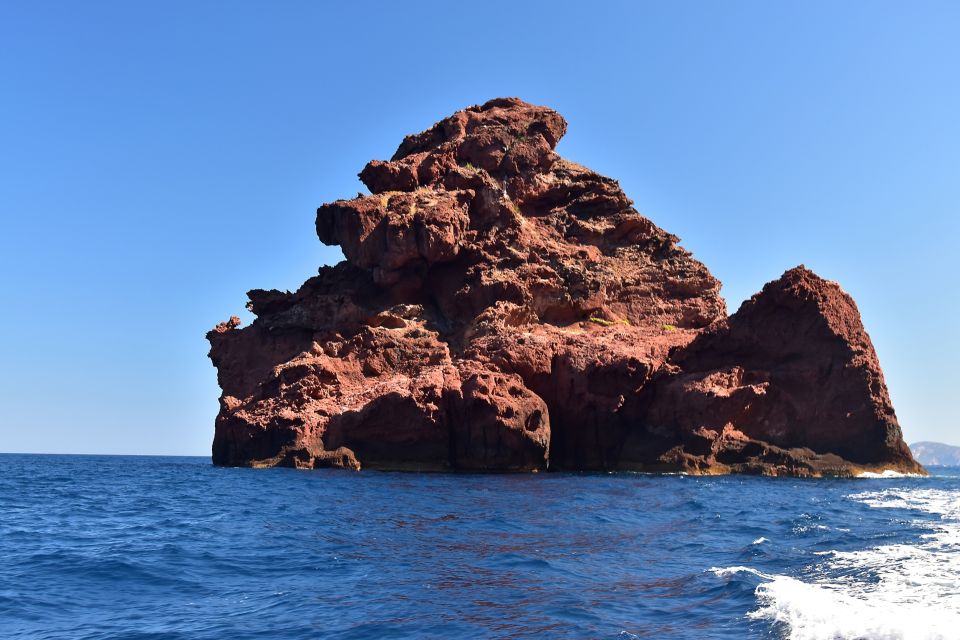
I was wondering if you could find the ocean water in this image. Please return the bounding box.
[0,455,957,639]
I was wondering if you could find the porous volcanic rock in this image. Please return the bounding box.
[207,97,923,477]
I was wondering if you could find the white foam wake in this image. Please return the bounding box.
[715,487,960,639]
[749,573,959,640]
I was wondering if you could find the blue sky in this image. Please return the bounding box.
[1,1,957,454]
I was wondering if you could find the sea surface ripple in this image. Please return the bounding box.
[0,455,956,639]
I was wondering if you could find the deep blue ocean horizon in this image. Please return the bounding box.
[1,454,956,639]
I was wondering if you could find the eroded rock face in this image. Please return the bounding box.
[207,98,923,476]
[624,267,922,476]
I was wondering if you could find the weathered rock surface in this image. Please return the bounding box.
[208,98,923,477]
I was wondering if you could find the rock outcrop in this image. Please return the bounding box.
[207,98,923,477]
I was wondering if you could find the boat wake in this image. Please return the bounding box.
[713,487,960,639]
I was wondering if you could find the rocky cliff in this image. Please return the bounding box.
[207,98,923,477]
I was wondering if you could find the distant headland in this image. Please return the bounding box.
[207,98,923,477]
[911,442,960,466]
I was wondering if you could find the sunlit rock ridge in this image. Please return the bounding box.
[207,97,923,477]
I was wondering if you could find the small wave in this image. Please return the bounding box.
[856,470,925,479]
[708,566,773,580]
[752,537,769,545]
[791,523,830,535]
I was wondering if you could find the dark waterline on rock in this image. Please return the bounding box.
[1,454,956,639]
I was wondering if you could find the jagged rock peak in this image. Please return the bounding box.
[358,97,567,194]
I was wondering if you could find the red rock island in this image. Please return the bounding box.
[207,98,923,477]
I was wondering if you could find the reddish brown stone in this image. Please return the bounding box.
[628,266,923,475]
[207,98,923,476]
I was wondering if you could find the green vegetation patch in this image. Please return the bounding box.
[589,316,630,327]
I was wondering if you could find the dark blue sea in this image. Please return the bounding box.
[1,455,956,639]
